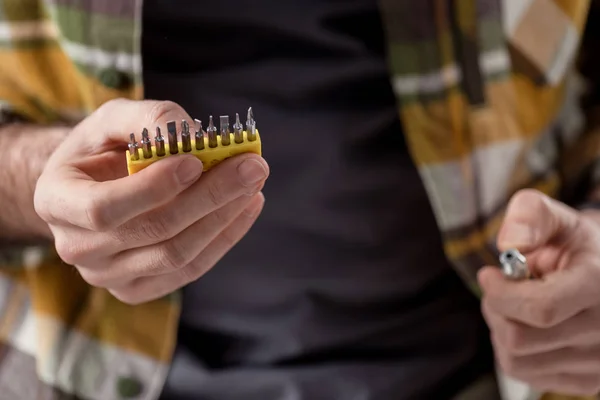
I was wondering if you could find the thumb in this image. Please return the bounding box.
[497,189,580,252]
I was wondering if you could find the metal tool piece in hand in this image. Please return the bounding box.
[126,107,262,175]
[181,120,192,152]
[207,115,218,148]
[220,115,231,146]
[499,249,531,280]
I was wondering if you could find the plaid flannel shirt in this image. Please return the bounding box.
[0,0,598,399]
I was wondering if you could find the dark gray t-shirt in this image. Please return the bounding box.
[142,1,495,399]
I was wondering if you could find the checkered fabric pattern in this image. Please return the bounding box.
[0,1,597,399]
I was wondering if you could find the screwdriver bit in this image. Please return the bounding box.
[181,120,191,152]
[155,127,165,157]
[220,115,231,146]
[195,119,205,150]
[246,107,256,142]
[499,249,530,280]
[167,120,178,154]
[233,113,243,144]
[207,115,218,148]
[128,133,140,161]
[141,128,152,159]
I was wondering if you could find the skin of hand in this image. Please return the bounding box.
[478,189,600,396]
[34,99,269,305]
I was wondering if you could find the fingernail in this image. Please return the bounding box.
[176,157,203,185]
[238,159,268,186]
[500,222,535,248]
[243,194,264,217]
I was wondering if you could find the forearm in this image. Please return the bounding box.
[0,123,69,241]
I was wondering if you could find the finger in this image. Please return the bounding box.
[37,99,201,230]
[109,153,268,248]
[37,154,204,231]
[80,193,260,286]
[483,301,600,356]
[522,373,600,397]
[497,189,581,252]
[478,265,600,328]
[109,194,264,305]
[57,153,268,261]
[52,99,194,161]
[495,344,600,378]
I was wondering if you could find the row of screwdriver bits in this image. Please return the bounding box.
[128,107,257,160]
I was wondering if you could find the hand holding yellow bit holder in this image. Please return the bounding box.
[126,107,262,175]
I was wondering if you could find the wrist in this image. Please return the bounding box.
[1,123,70,240]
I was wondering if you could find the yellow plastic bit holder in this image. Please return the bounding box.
[126,130,262,175]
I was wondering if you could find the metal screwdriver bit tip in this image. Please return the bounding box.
[128,133,140,161]
[141,128,152,159]
[194,119,205,150]
[181,120,191,152]
[207,115,218,148]
[220,115,231,146]
[167,120,178,154]
[155,127,165,157]
[499,249,530,280]
[233,113,243,144]
[246,107,256,142]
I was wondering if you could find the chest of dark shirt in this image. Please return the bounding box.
[144,2,493,399]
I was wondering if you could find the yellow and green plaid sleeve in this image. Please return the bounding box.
[0,2,179,400]
[0,0,143,125]
[0,0,144,262]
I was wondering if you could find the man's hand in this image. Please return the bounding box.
[479,189,600,396]
[34,99,269,305]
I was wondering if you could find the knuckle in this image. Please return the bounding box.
[147,100,183,125]
[219,228,239,249]
[206,180,226,207]
[54,234,89,266]
[34,185,66,226]
[138,214,174,242]
[83,196,111,231]
[96,98,128,115]
[211,207,232,226]
[531,296,558,327]
[502,323,526,353]
[156,240,189,272]
[33,189,52,222]
[178,264,196,284]
[178,262,207,285]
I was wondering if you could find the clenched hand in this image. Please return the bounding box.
[479,189,600,396]
[34,99,269,305]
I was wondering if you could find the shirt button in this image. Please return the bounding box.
[99,68,131,90]
[117,376,143,398]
